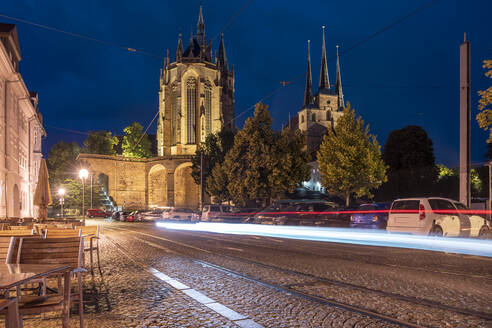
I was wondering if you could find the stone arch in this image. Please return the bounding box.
[97,173,109,193]
[149,164,168,207]
[12,184,20,217]
[174,162,199,208]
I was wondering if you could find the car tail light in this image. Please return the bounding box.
[419,204,425,220]
[372,215,378,222]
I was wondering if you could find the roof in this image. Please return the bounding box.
[0,23,21,61]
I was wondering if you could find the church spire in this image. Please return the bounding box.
[319,26,330,91]
[335,45,344,109]
[303,40,314,107]
[176,33,183,61]
[218,33,228,72]
[197,5,205,38]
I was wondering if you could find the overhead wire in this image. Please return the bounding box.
[227,0,440,127]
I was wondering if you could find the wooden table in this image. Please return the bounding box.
[0,264,72,328]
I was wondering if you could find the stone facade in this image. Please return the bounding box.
[80,7,231,210]
[0,23,45,219]
[78,154,201,209]
[157,6,234,156]
[292,27,346,158]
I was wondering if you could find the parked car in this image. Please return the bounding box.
[387,197,490,238]
[252,201,298,224]
[161,208,199,222]
[111,211,123,221]
[201,204,238,222]
[286,201,343,227]
[87,208,110,218]
[139,208,169,222]
[350,203,391,229]
[121,211,137,222]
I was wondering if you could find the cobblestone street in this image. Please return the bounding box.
[21,220,492,327]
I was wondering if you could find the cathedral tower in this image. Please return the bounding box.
[157,7,235,156]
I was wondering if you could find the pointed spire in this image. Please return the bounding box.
[189,25,193,45]
[319,26,330,91]
[176,33,183,61]
[218,33,228,72]
[197,5,205,37]
[335,45,344,109]
[166,49,170,66]
[303,40,314,107]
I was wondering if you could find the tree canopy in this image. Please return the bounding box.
[122,122,152,158]
[220,103,310,206]
[317,104,387,206]
[378,125,437,199]
[47,141,81,186]
[476,60,492,142]
[84,131,118,155]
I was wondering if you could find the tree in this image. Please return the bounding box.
[269,128,310,197]
[476,60,492,142]
[317,104,387,206]
[222,103,277,206]
[206,164,231,203]
[379,125,437,199]
[47,141,81,186]
[84,131,118,155]
[122,122,152,158]
[54,178,107,214]
[191,129,235,190]
[436,164,484,199]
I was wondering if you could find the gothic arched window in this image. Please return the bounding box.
[312,114,316,122]
[186,77,197,144]
[172,83,179,145]
[326,111,330,121]
[204,81,212,136]
[301,115,304,123]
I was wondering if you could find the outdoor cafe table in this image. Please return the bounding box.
[0,264,72,328]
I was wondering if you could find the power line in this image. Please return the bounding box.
[0,13,163,59]
[228,0,439,127]
[210,0,253,43]
[45,125,90,136]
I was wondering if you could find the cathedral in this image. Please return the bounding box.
[294,27,345,158]
[157,6,234,156]
[80,7,231,210]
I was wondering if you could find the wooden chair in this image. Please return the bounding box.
[77,226,101,274]
[0,230,34,237]
[0,298,20,328]
[9,226,31,231]
[55,224,73,229]
[12,237,86,328]
[0,237,15,264]
[44,229,81,238]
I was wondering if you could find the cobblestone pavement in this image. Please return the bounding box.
[17,220,492,327]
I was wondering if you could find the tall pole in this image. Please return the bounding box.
[90,174,93,209]
[60,197,64,219]
[459,33,471,207]
[200,151,204,210]
[82,178,86,223]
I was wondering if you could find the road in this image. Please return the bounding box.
[100,221,492,328]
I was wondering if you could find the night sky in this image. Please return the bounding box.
[2,0,491,166]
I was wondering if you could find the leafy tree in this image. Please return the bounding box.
[476,60,492,142]
[269,128,310,197]
[191,129,235,190]
[206,164,231,203]
[84,131,118,155]
[436,164,484,199]
[222,103,276,206]
[54,178,107,214]
[47,141,81,186]
[317,104,387,206]
[122,122,152,158]
[379,125,437,199]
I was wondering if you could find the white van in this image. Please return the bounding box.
[387,197,489,237]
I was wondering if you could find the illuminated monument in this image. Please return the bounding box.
[80,7,232,209]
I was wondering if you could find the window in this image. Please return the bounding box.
[326,111,331,120]
[301,115,304,123]
[186,77,196,144]
[172,84,179,145]
[204,81,212,136]
[391,200,419,213]
[312,114,316,122]
[428,199,455,211]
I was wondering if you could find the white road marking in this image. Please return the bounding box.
[205,302,247,321]
[235,319,265,328]
[182,289,215,304]
[226,247,244,252]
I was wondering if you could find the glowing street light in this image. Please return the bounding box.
[58,188,65,218]
[79,169,89,222]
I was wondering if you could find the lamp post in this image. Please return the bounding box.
[58,188,65,218]
[79,169,88,223]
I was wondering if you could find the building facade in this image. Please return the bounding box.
[293,27,346,158]
[157,6,234,156]
[81,7,233,210]
[0,24,46,219]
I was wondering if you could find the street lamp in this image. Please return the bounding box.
[79,169,89,223]
[58,188,65,218]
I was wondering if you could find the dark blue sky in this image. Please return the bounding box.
[2,0,491,166]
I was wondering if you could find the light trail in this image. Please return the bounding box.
[155,222,492,258]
